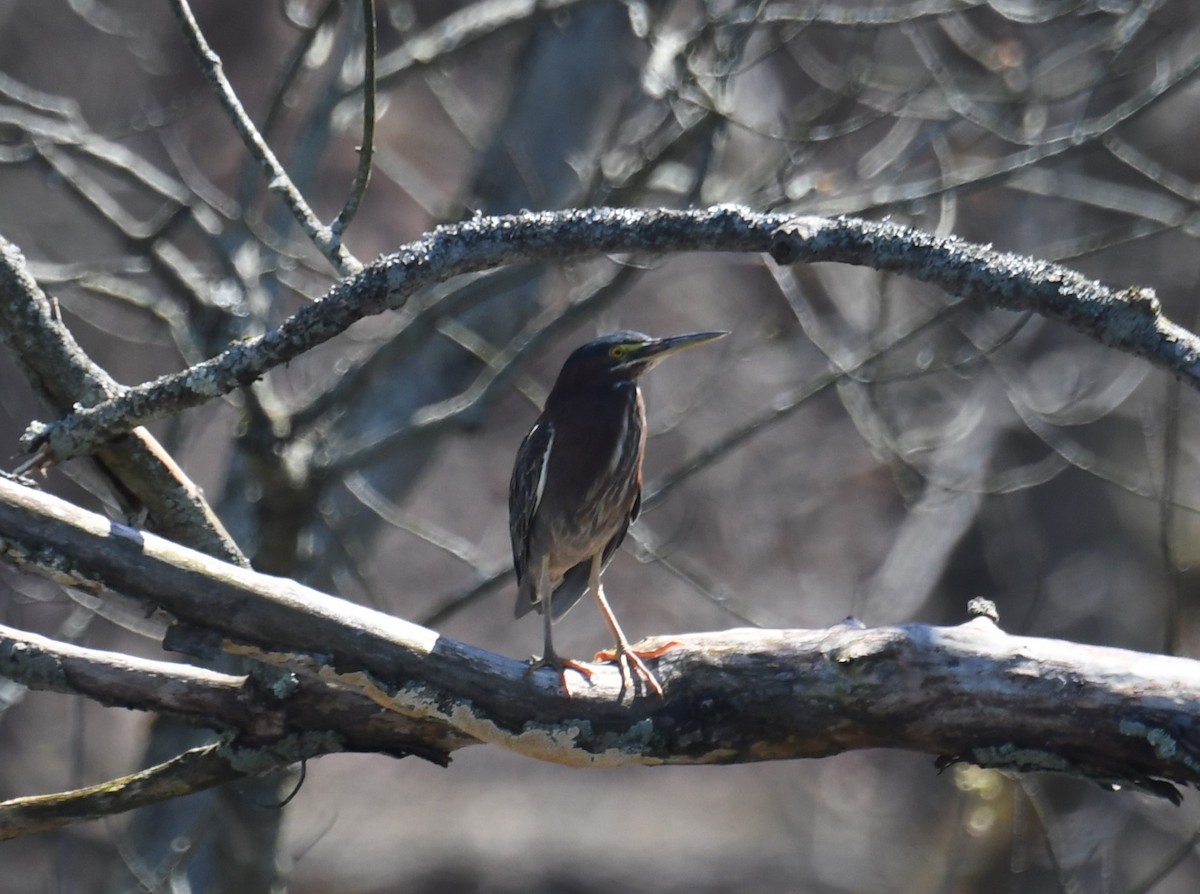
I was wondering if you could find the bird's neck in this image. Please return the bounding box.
[547,376,637,409]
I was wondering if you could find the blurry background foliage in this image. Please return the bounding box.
[2,1,1200,892]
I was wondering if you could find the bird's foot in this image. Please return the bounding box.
[526,651,594,698]
[594,639,681,662]
[593,640,679,698]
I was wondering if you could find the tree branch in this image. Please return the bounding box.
[767,218,1191,377]
[0,235,245,565]
[366,0,605,94]
[329,0,376,242]
[0,621,466,761]
[167,0,361,276]
[19,207,1200,466]
[0,742,254,841]
[0,474,1197,817]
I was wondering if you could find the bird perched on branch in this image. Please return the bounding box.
[509,329,728,697]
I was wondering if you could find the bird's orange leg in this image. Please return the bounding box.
[526,557,593,697]
[587,556,666,698]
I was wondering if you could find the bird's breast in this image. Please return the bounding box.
[532,387,644,568]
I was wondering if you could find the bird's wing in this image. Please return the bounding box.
[599,480,638,571]
[508,419,553,589]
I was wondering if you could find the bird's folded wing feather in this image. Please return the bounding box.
[509,419,554,592]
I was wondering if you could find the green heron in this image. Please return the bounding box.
[509,329,728,697]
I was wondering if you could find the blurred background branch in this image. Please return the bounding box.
[3,2,1200,892]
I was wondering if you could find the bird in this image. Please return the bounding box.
[508,329,728,697]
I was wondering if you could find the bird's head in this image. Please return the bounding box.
[554,330,729,389]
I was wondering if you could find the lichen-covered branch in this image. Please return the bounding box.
[769,218,1200,381]
[0,736,351,842]
[0,622,469,761]
[0,235,245,565]
[19,207,1200,466]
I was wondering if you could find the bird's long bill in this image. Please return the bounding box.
[632,330,728,366]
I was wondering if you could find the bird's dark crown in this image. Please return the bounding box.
[560,330,655,380]
[552,329,728,389]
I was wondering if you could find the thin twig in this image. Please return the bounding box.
[344,470,483,568]
[256,0,342,172]
[318,260,641,474]
[643,299,953,509]
[166,0,361,276]
[364,0,603,94]
[419,566,512,628]
[290,266,538,430]
[331,0,377,241]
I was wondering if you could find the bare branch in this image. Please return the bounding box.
[0,742,253,841]
[19,206,788,462]
[330,0,376,241]
[167,0,361,276]
[20,207,1200,467]
[0,622,247,718]
[767,217,1195,379]
[367,0,604,93]
[0,621,468,762]
[0,475,1197,813]
[0,236,245,565]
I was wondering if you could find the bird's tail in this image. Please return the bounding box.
[513,561,590,621]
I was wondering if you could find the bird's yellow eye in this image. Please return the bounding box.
[610,345,627,359]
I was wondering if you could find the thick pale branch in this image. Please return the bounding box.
[20,207,1200,465]
[0,475,1198,805]
[0,622,467,761]
[0,623,246,717]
